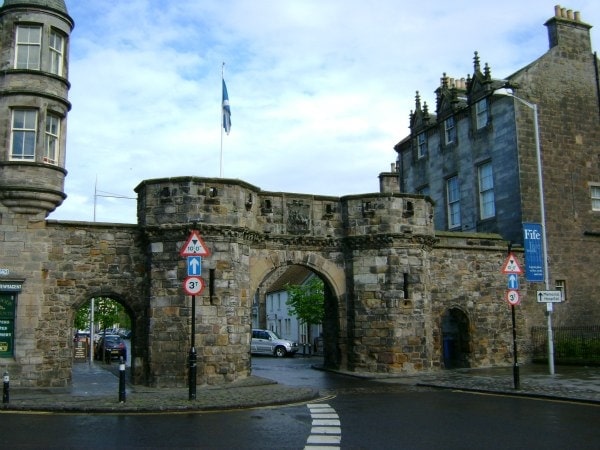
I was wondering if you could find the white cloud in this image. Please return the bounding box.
[48,0,600,223]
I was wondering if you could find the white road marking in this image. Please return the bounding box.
[305,403,341,449]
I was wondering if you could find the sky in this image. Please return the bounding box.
[47,0,600,224]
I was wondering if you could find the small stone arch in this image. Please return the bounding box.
[71,289,141,380]
[441,306,471,369]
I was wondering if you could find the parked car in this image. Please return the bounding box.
[251,329,298,357]
[117,328,132,339]
[94,334,127,362]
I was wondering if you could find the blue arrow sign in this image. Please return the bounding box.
[187,256,202,276]
[507,274,519,290]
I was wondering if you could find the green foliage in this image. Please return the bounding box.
[74,297,130,331]
[285,276,324,326]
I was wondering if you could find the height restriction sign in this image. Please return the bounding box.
[180,230,211,257]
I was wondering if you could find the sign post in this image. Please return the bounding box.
[502,250,522,389]
[537,290,562,375]
[180,229,211,401]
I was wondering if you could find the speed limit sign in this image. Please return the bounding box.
[505,289,520,306]
[183,276,205,296]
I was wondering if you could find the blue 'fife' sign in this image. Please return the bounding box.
[523,222,544,282]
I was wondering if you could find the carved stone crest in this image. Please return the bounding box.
[287,201,310,234]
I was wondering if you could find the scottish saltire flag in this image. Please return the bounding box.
[222,79,231,135]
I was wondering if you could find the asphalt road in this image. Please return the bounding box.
[1,356,599,449]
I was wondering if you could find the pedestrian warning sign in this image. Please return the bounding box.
[501,252,522,274]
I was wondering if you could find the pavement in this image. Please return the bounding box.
[1,361,598,413]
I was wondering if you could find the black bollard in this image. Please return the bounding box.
[2,371,9,404]
[118,357,126,403]
[188,347,197,400]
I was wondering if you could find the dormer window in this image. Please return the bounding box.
[444,116,456,145]
[417,132,427,158]
[475,98,489,129]
[15,25,42,70]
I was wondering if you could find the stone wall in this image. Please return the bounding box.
[0,176,544,387]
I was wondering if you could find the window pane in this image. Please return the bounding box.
[417,133,427,158]
[478,163,495,219]
[592,186,600,211]
[476,99,488,129]
[15,26,41,70]
[11,110,37,160]
[447,177,461,228]
[445,117,456,144]
[45,115,60,164]
[49,31,64,75]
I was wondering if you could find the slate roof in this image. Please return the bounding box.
[1,0,68,15]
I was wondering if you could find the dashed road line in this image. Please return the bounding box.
[304,403,341,449]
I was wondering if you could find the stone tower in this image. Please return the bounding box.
[0,0,73,218]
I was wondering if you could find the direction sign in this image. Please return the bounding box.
[183,276,205,296]
[536,290,562,303]
[507,274,519,290]
[180,230,211,257]
[187,256,202,276]
[506,290,520,306]
[501,253,522,274]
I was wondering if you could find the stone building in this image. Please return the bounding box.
[395,5,600,326]
[0,0,549,388]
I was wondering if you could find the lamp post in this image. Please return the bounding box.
[495,88,554,375]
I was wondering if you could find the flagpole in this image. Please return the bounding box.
[220,62,224,178]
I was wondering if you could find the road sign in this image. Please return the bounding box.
[501,253,522,274]
[180,230,211,257]
[506,290,520,306]
[537,290,562,303]
[183,276,205,296]
[187,256,202,276]
[507,274,519,290]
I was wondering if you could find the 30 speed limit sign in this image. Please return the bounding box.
[183,276,205,296]
[505,289,520,306]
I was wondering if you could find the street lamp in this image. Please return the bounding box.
[495,88,554,375]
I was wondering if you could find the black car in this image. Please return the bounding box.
[94,334,127,362]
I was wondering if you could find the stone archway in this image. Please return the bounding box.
[71,292,139,380]
[250,252,347,371]
[441,307,471,369]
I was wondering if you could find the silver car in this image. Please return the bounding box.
[251,329,298,357]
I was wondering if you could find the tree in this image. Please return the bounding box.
[286,275,324,346]
[74,297,129,332]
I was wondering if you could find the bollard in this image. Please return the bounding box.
[188,347,197,400]
[2,371,9,404]
[118,357,126,403]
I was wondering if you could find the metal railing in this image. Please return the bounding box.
[531,325,600,365]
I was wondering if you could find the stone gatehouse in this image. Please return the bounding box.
[0,0,545,388]
[2,174,544,388]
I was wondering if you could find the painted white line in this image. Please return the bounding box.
[307,435,342,445]
[306,402,342,448]
[312,419,340,426]
[311,413,339,419]
[311,426,341,435]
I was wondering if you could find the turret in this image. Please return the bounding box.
[0,0,73,217]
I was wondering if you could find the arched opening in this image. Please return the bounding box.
[441,307,471,369]
[72,296,135,377]
[252,263,341,369]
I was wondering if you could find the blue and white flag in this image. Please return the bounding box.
[222,79,231,135]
